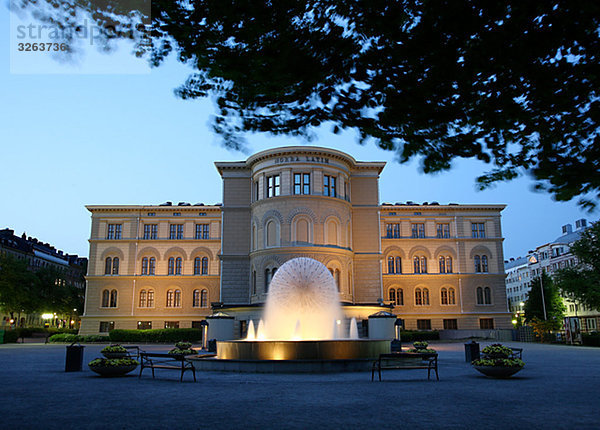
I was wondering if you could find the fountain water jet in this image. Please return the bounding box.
[246,320,256,341]
[349,317,359,339]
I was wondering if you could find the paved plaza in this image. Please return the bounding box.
[0,341,598,429]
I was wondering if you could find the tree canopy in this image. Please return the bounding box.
[555,221,600,310]
[524,272,565,329]
[13,1,600,207]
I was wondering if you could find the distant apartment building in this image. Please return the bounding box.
[504,219,599,333]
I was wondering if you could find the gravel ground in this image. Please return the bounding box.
[0,341,598,429]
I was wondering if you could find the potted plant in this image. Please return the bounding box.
[168,341,197,356]
[101,344,128,359]
[88,358,139,377]
[472,344,524,378]
[412,341,429,351]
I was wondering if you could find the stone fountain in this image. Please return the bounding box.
[195,258,390,371]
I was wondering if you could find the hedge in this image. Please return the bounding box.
[582,332,600,347]
[48,334,107,343]
[399,330,440,342]
[2,330,19,343]
[108,328,203,343]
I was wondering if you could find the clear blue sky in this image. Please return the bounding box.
[0,5,594,260]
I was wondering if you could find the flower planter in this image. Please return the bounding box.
[473,365,523,379]
[101,352,128,359]
[89,363,138,377]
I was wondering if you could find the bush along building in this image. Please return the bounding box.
[0,228,87,328]
[80,146,512,337]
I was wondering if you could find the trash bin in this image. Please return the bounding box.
[464,341,480,362]
[390,339,402,352]
[207,339,217,353]
[65,343,85,372]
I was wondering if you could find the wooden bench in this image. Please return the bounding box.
[19,332,50,344]
[139,352,197,382]
[372,352,439,381]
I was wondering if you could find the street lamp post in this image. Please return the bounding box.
[529,255,547,320]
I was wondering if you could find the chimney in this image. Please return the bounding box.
[562,224,572,234]
[575,218,587,230]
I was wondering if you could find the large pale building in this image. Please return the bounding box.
[80,147,511,335]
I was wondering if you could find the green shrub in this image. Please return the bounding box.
[400,330,440,342]
[582,332,600,347]
[81,335,107,343]
[48,334,80,343]
[3,330,19,343]
[108,328,203,343]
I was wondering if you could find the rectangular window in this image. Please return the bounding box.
[323,175,336,197]
[195,224,209,239]
[587,318,597,330]
[303,173,310,194]
[479,318,494,329]
[106,224,122,239]
[412,223,425,238]
[191,321,205,329]
[416,319,432,330]
[267,175,280,198]
[437,223,450,238]
[472,222,486,238]
[170,224,183,239]
[99,321,115,333]
[254,181,259,201]
[443,319,458,330]
[143,224,157,240]
[164,321,180,329]
[294,173,301,195]
[137,321,152,330]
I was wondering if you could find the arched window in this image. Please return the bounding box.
[335,269,340,292]
[439,256,453,273]
[388,256,394,274]
[175,257,182,275]
[484,287,492,304]
[441,287,448,305]
[265,269,271,293]
[326,220,338,246]
[141,258,148,275]
[139,289,147,307]
[147,290,154,307]
[389,288,396,304]
[397,288,404,306]
[168,257,175,275]
[415,288,422,305]
[476,287,484,305]
[109,289,118,307]
[266,221,277,247]
[475,255,489,273]
[296,219,309,243]
[388,256,402,274]
[149,258,156,275]
[201,257,208,275]
[101,289,109,307]
[174,289,181,307]
[423,288,430,305]
[104,257,112,275]
[194,258,201,275]
[193,289,200,307]
[166,290,174,307]
[201,289,208,307]
[252,224,257,250]
[414,256,427,274]
[252,270,257,295]
[448,287,456,305]
[482,255,489,273]
[112,257,119,275]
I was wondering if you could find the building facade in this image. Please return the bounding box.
[80,147,511,335]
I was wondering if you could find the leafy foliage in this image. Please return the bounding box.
[108,328,203,343]
[11,1,600,207]
[523,272,565,327]
[88,358,139,367]
[555,221,600,309]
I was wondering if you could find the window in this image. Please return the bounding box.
[143,224,157,239]
[475,255,489,273]
[586,318,597,331]
[266,220,278,247]
[107,224,122,239]
[441,288,448,305]
[149,257,155,275]
[141,257,148,275]
[323,175,336,197]
[201,257,208,275]
[174,290,181,307]
[101,290,110,307]
[191,321,205,329]
[201,289,208,307]
[147,290,154,307]
[472,222,486,238]
[443,319,458,330]
[165,321,180,329]
[194,258,202,275]
[104,257,112,275]
[389,288,396,304]
[417,319,432,330]
[254,181,259,201]
[411,223,425,238]
[137,321,152,330]
[294,173,311,195]
[109,289,118,307]
[415,288,422,305]
[480,318,494,329]
[170,224,184,239]
[112,257,119,275]
[386,223,400,238]
[99,321,114,333]
[439,256,453,273]
[387,256,402,274]
[139,290,147,307]
[448,287,456,305]
[168,257,175,275]
[252,270,257,295]
[193,289,200,307]
[422,288,430,305]
[195,224,209,239]
[477,287,492,305]
[413,256,427,274]
[267,175,281,197]
[437,224,450,238]
[166,290,174,307]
